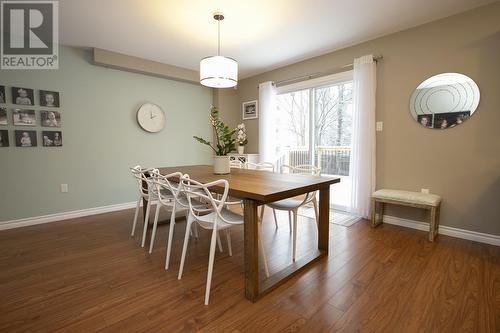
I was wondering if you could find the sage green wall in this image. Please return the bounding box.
[232,3,500,235]
[0,46,212,222]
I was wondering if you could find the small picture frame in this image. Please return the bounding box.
[40,90,60,107]
[0,107,7,125]
[12,87,34,106]
[42,131,62,147]
[242,100,258,120]
[15,130,37,147]
[0,86,5,104]
[13,109,36,126]
[41,110,61,127]
[0,130,9,147]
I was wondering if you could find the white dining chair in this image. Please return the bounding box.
[243,162,280,228]
[244,161,275,171]
[177,175,269,305]
[130,166,162,244]
[262,164,321,261]
[147,170,185,256]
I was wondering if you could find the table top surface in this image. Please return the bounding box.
[158,165,340,203]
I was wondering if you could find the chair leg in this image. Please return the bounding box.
[131,195,141,236]
[272,208,279,229]
[292,209,298,261]
[148,204,161,253]
[141,200,152,247]
[226,229,232,257]
[288,211,293,234]
[178,214,193,280]
[165,207,177,270]
[217,232,223,252]
[192,220,199,239]
[258,222,270,278]
[312,196,319,228]
[259,205,265,222]
[204,227,219,305]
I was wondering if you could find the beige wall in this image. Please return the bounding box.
[213,87,241,129]
[225,3,500,235]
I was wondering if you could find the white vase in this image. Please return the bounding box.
[237,146,244,154]
[213,155,230,174]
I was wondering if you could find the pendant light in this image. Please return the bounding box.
[200,12,238,88]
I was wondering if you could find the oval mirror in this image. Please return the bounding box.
[409,73,480,129]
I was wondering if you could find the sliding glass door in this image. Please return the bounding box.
[275,75,354,211]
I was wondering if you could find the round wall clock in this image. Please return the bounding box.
[137,103,166,133]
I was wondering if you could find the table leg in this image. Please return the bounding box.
[318,186,330,253]
[244,199,259,302]
[142,197,148,222]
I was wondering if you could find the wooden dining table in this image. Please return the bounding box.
[155,165,340,302]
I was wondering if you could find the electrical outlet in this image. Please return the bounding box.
[60,184,68,193]
[421,188,430,194]
[376,121,383,132]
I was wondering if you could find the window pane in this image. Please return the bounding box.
[276,89,310,166]
[314,82,353,147]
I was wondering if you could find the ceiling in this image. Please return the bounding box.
[60,0,495,79]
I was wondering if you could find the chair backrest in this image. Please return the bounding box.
[281,164,321,176]
[130,165,159,198]
[230,159,243,169]
[179,175,241,225]
[280,164,321,205]
[149,169,183,206]
[244,162,275,172]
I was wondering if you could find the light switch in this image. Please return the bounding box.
[60,184,68,193]
[376,121,383,131]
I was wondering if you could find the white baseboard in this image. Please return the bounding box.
[0,201,137,231]
[2,204,499,247]
[383,215,500,247]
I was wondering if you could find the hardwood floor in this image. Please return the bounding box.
[0,208,498,332]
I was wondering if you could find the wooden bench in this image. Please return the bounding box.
[371,189,442,241]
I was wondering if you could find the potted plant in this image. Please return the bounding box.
[236,123,248,154]
[194,106,236,174]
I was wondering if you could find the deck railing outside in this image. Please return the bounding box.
[276,146,351,176]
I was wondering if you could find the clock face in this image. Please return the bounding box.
[137,103,166,133]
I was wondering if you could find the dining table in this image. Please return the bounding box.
[152,165,340,302]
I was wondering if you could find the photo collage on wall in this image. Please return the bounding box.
[0,85,62,148]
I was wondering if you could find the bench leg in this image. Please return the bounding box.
[429,206,439,242]
[372,199,384,227]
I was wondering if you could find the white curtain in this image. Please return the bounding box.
[349,55,376,218]
[258,81,277,163]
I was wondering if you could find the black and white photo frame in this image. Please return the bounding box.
[242,100,258,120]
[0,130,9,147]
[12,109,36,126]
[41,110,61,127]
[0,86,5,104]
[40,90,60,107]
[42,131,62,147]
[12,87,34,106]
[0,107,7,125]
[15,130,37,147]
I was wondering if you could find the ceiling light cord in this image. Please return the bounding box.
[217,18,221,56]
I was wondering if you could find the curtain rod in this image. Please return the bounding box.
[257,55,383,88]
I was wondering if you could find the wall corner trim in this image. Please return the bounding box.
[383,215,500,247]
